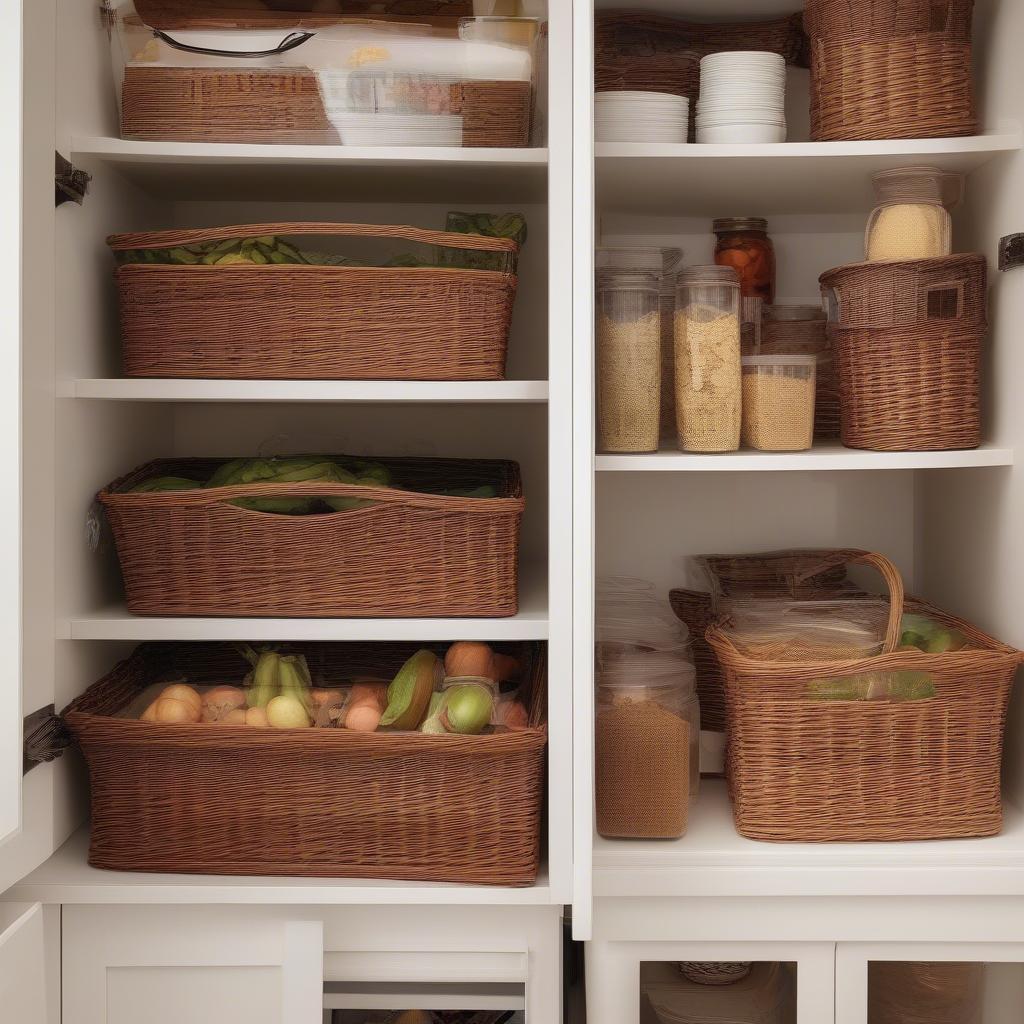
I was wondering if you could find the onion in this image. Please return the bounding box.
[310,688,344,708]
[266,694,311,729]
[495,697,529,729]
[216,708,247,726]
[344,703,382,732]
[245,707,269,727]
[201,685,247,722]
[160,683,202,717]
[148,697,199,724]
[444,641,495,681]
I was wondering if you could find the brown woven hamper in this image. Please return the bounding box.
[63,641,547,883]
[805,0,977,141]
[99,455,523,618]
[706,551,1023,843]
[821,254,986,451]
[109,222,518,380]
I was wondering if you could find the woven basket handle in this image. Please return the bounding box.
[107,222,518,255]
[122,480,522,514]
[795,549,904,653]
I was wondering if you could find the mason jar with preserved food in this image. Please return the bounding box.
[713,216,776,303]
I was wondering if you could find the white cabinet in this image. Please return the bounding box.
[0,904,57,1024]
[61,905,562,1024]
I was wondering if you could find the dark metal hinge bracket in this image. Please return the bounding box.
[998,234,1024,272]
[55,151,90,207]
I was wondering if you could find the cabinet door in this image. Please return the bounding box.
[62,907,323,1024]
[0,904,53,1024]
[836,941,1024,1024]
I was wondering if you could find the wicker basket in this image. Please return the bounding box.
[669,589,725,733]
[109,222,518,381]
[805,0,977,141]
[595,11,808,140]
[99,456,524,618]
[821,255,986,452]
[707,551,1023,843]
[63,641,547,883]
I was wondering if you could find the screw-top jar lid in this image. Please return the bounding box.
[596,247,682,274]
[713,217,769,234]
[596,269,659,293]
[676,265,741,287]
[764,304,826,322]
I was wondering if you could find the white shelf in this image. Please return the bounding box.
[596,133,1023,215]
[64,565,548,642]
[4,828,552,907]
[596,445,1015,472]
[71,136,549,204]
[65,379,550,404]
[593,779,1024,899]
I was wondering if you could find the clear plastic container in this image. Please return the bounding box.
[741,354,817,452]
[673,266,742,453]
[107,2,536,147]
[595,656,700,839]
[596,270,661,453]
[596,576,692,660]
[865,166,963,262]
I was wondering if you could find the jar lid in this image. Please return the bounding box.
[742,354,818,369]
[596,269,659,293]
[764,304,826,322]
[676,265,740,287]
[597,654,697,693]
[713,217,769,234]
[597,247,682,274]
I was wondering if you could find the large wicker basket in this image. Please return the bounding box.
[63,641,547,883]
[805,0,977,141]
[108,222,518,380]
[99,456,524,618]
[707,551,1023,843]
[821,254,986,452]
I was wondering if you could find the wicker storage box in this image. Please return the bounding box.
[805,0,977,141]
[821,254,986,451]
[110,1,535,147]
[109,222,518,381]
[707,551,1023,842]
[63,641,547,883]
[99,456,524,618]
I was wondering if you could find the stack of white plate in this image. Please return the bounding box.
[332,113,464,147]
[595,91,690,144]
[696,51,787,144]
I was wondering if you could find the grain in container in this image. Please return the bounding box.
[865,166,963,262]
[673,266,742,453]
[596,270,661,453]
[741,354,817,452]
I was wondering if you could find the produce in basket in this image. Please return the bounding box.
[899,613,968,653]
[806,671,936,702]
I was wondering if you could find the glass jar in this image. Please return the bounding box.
[713,217,776,303]
[673,266,742,453]
[761,304,838,440]
[865,166,963,262]
[595,655,700,840]
[596,270,661,453]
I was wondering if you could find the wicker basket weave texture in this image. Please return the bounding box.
[109,222,518,381]
[805,0,977,141]
[99,456,524,618]
[64,641,547,883]
[707,551,1023,843]
[821,254,986,452]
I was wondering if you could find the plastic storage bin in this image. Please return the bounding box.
[107,1,537,147]
[673,266,742,453]
[741,354,817,451]
[63,641,547,883]
[761,305,838,439]
[596,270,662,453]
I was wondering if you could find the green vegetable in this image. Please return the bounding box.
[419,693,448,734]
[129,475,202,493]
[806,671,936,703]
[439,683,494,735]
[898,612,966,653]
[380,650,443,730]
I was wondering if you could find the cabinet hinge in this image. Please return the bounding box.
[998,234,1024,272]
[55,151,90,207]
[23,704,71,774]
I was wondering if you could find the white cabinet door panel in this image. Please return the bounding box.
[0,904,53,1024]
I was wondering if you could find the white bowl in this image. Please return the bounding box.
[696,123,786,143]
